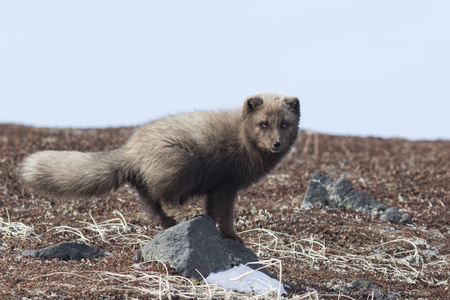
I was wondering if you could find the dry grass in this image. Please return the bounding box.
[240,228,449,287]
[0,208,40,244]
[3,210,448,299]
[47,210,153,246]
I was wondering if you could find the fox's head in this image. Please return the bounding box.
[242,93,300,154]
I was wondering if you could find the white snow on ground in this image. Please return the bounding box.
[205,264,287,295]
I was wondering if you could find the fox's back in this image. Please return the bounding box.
[125,110,242,158]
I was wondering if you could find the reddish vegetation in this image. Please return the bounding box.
[1,124,448,299]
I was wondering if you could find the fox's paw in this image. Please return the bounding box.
[221,232,244,244]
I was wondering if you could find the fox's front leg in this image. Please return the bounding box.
[206,188,243,243]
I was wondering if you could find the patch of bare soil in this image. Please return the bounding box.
[1,124,449,299]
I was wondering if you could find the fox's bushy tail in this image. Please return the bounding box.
[21,149,126,197]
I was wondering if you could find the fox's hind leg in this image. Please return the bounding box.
[150,202,178,229]
[132,142,203,229]
[133,185,177,229]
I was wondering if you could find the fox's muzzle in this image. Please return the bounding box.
[270,141,282,153]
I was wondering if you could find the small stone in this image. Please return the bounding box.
[21,242,111,260]
[351,278,381,290]
[351,278,385,300]
[381,207,413,224]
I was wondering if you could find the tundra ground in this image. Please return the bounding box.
[0,124,448,299]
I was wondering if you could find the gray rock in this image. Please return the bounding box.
[301,174,331,208]
[342,190,387,214]
[21,242,111,260]
[315,172,335,186]
[329,278,400,300]
[380,207,412,225]
[136,216,269,281]
[351,278,385,300]
[350,278,403,299]
[302,173,412,224]
[351,278,381,290]
[334,177,353,198]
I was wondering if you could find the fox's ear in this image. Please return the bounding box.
[244,96,264,114]
[284,97,300,115]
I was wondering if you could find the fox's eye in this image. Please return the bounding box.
[259,122,268,129]
[281,122,289,128]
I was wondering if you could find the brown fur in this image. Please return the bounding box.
[21,93,300,241]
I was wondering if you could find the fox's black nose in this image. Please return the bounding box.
[273,141,281,148]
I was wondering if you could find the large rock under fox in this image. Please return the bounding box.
[302,173,412,225]
[135,216,270,281]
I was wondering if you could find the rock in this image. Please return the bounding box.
[301,174,331,207]
[341,190,387,214]
[328,278,400,300]
[333,177,353,198]
[380,207,412,224]
[351,278,385,299]
[21,242,111,260]
[302,173,412,224]
[135,216,269,281]
[351,278,381,290]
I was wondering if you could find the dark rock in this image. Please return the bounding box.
[342,190,387,214]
[351,278,387,300]
[334,177,387,212]
[302,173,331,207]
[314,172,335,186]
[381,207,412,225]
[301,173,412,224]
[21,242,111,260]
[351,278,381,290]
[334,177,353,198]
[135,216,269,281]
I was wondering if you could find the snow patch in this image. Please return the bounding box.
[205,264,287,295]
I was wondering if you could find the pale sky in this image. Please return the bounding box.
[1,1,449,140]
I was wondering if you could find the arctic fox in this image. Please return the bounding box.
[21,93,300,242]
